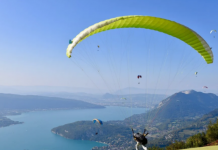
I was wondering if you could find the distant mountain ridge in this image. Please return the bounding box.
[0,93,104,111]
[114,87,179,95]
[39,92,166,108]
[102,93,116,99]
[152,90,218,120]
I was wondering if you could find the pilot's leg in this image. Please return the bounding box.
[141,145,147,150]
[135,142,140,150]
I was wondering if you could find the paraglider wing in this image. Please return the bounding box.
[137,75,142,79]
[93,119,103,125]
[203,86,208,88]
[210,30,217,38]
[66,15,213,64]
[210,30,217,34]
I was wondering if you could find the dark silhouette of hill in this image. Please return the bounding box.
[0,93,104,111]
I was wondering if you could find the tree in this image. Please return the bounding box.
[186,132,207,147]
[206,119,218,143]
[166,141,186,150]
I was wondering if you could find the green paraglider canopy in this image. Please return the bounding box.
[66,15,213,64]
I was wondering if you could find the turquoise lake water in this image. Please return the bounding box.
[0,106,147,150]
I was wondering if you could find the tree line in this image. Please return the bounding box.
[148,119,218,150]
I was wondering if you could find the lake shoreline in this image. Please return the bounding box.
[2,107,106,128]
[1,106,146,150]
[51,130,109,148]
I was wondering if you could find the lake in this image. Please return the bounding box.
[0,106,147,150]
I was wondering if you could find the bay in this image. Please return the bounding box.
[0,106,147,150]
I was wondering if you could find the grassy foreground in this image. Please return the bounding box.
[181,146,218,150]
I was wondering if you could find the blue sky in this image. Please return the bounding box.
[0,0,218,94]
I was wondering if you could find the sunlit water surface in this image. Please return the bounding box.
[0,106,147,150]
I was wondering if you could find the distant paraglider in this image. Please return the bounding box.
[195,72,198,77]
[210,30,217,38]
[137,75,142,84]
[210,30,216,34]
[93,118,103,125]
[93,119,103,135]
[203,86,208,93]
[137,75,142,79]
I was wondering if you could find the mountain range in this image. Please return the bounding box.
[152,90,218,119]
[0,93,104,111]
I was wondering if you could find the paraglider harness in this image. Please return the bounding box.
[132,128,148,146]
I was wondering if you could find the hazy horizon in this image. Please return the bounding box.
[0,85,216,96]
